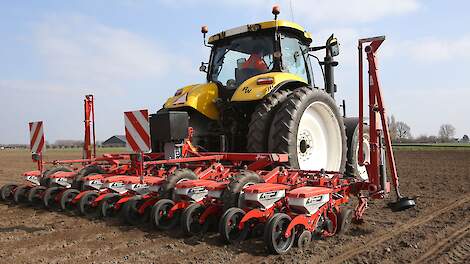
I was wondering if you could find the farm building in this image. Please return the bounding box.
[102,135,126,147]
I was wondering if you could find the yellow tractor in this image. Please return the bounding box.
[155,6,368,178]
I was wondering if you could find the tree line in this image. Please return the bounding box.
[387,115,468,143]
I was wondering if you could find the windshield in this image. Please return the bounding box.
[210,33,274,88]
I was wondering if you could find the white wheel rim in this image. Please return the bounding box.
[357,135,370,181]
[296,101,342,171]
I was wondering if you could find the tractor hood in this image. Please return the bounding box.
[163,83,219,120]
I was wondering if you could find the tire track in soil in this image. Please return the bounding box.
[411,224,470,264]
[443,235,470,264]
[327,193,470,264]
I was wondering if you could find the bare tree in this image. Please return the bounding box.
[387,115,398,141]
[396,121,411,142]
[438,124,456,142]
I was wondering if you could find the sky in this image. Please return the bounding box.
[0,0,469,144]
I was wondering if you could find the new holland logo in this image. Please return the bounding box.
[260,191,278,200]
[306,196,323,205]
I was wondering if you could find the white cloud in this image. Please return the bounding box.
[32,14,192,89]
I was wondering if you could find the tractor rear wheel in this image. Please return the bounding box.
[27,186,47,206]
[0,183,17,201]
[247,90,291,152]
[344,118,370,181]
[269,87,347,172]
[222,170,262,211]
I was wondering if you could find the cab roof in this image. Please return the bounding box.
[208,20,313,45]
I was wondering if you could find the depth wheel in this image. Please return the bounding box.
[264,213,295,254]
[121,197,148,226]
[219,207,249,244]
[13,185,30,204]
[98,193,121,218]
[1,183,18,201]
[60,189,80,211]
[269,87,347,171]
[27,186,47,206]
[151,199,177,230]
[78,191,99,218]
[43,187,62,209]
[336,206,353,235]
[181,203,206,236]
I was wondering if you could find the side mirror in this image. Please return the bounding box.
[327,35,340,57]
[199,62,207,73]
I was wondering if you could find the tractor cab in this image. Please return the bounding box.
[204,20,314,100]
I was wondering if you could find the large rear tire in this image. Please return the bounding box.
[269,87,347,172]
[344,117,370,181]
[221,171,262,211]
[247,90,291,152]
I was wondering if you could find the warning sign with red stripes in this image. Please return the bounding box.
[29,121,45,154]
[124,110,151,153]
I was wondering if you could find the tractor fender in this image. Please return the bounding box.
[268,80,308,96]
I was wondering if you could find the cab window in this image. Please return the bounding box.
[280,33,310,83]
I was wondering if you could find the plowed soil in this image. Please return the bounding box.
[0,148,469,264]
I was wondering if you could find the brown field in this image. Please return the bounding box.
[0,148,469,263]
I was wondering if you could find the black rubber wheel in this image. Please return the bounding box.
[161,169,197,199]
[79,191,99,217]
[98,193,121,218]
[247,90,291,152]
[268,87,347,172]
[344,117,370,180]
[27,186,47,205]
[42,187,62,209]
[121,196,149,226]
[60,189,80,211]
[336,206,353,235]
[264,213,295,254]
[219,207,249,244]
[221,170,262,211]
[73,165,106,190]
[181,203,207,236]
[1,183,17,201]
[40,166,73,187]
[151,199,178,230]
[13,185,30,204]
[296,230,312,250]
